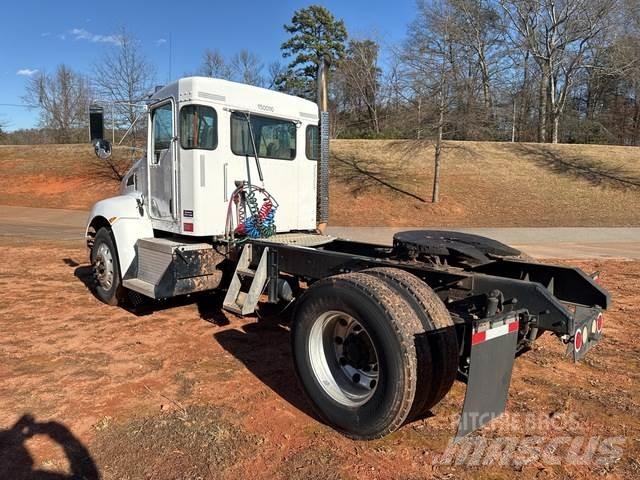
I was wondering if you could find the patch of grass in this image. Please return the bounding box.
[330,139,640,227]
[174,370,197,399]
[92,405,259,480]
[280,446,344,480]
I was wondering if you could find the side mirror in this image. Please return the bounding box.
[89,104,112,159]
[94,139,112,159]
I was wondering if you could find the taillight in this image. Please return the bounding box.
[596,313,604,333]
[574,329,583,352]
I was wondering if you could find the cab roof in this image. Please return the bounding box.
[151,76,319,123]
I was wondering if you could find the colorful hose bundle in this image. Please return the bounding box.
[226,183,278,239]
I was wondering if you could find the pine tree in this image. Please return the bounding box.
[277,5,348,99]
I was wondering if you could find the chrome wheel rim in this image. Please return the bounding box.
[94,243,114,290]
[308,311,379,407]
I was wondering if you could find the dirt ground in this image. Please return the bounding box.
[2,140,640,227]
[0,144,125,210]
[0,237,638,479]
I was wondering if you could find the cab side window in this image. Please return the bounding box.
[152,103,173,164]
[180,105,218,150]
[306,125,320,160]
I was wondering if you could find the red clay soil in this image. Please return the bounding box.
[0,238,638,479]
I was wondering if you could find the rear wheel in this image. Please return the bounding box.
[363,268,458,419]
[292,272,431,439]
[90,227,125,306]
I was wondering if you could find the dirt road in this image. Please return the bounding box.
[1,205,639,259]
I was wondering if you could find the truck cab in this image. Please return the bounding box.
[109,77,320,236]
[87,77,322,302]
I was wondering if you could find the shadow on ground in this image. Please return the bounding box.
[214,316,319,422]
[0,414,99,480]
[69,261,230,324]
[513,143,640,190]
[332,150,428,202]
[67,257,315,421]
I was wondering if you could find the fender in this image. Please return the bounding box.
[86,194,153,275]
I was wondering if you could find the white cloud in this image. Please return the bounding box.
[69,28,122,45]
[156,38,167,46]
[41,32,51,37]
[16,69,38,76]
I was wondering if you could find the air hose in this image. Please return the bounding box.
[225,183,278,240]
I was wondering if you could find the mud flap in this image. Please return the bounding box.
[455,315,519,440]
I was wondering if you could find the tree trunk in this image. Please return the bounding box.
[632,94,640,146]
[538,71,549,143]
[511,99,517,142]
[367,103,380,134]
[549,70,559,144]
[478,52,492,119]
[432,87,445,203]
[417,97,422,140]
[552,112,559,144]
[432,117,443,203]
[517,54,530,142]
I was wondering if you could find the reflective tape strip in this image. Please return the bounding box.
[472,317,519,346]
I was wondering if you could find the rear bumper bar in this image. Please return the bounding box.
[473,259,610,309]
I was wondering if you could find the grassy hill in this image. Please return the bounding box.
[330,140,640,226]
[1,140,639,226]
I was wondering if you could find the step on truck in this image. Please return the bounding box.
[85,77,610,440]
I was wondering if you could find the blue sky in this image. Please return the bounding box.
[0,0,416,131]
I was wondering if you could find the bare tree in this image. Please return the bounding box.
[23,65,91,143]
[230,49,264,86]
[402,0,458,202]
[199,49,233,79]
[449,0,506,116]
[501,0,617,143]
[266,61,286,89]
[93,28,156,145]
[339,39,382,134]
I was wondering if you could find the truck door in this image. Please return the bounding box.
[148,101,177,221]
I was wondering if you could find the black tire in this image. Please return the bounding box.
[363,268,458,419]
[291,272,430,440]
[90,227,125,306]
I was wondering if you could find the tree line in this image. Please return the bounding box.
[332,0,640,146]
[5,1,640,146]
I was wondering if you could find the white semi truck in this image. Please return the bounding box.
[86,76,609,440]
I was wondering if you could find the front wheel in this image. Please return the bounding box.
[292,272,430,439]
[90,227,125,306]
